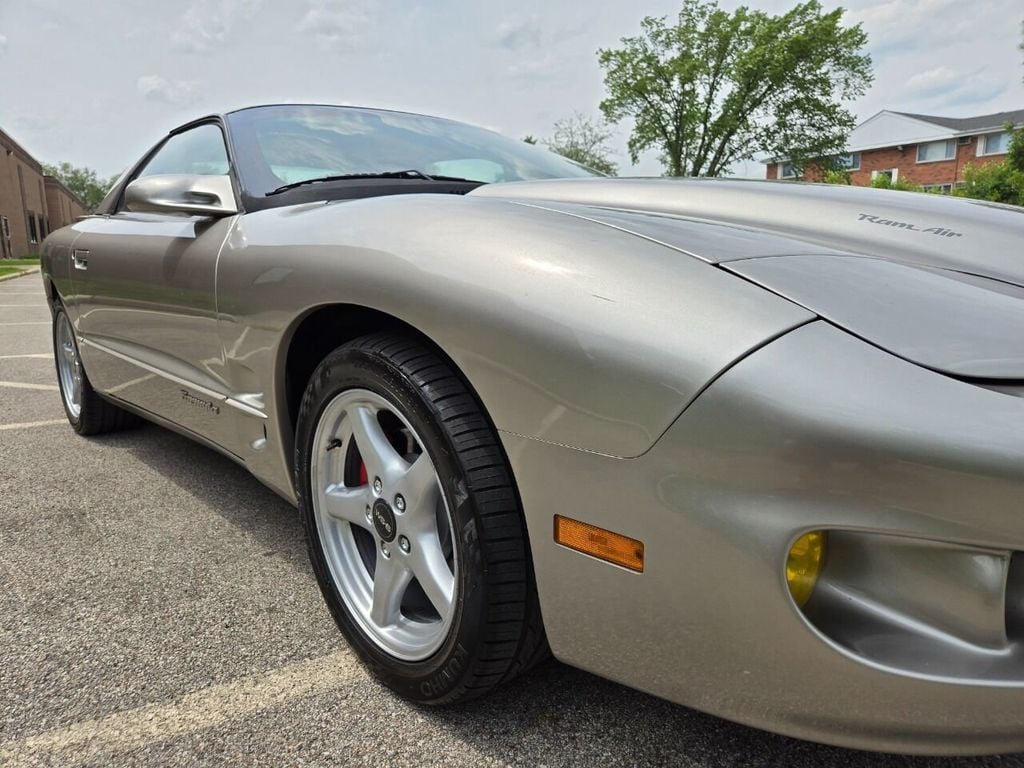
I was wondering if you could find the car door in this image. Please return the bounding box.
[69,122,241,451]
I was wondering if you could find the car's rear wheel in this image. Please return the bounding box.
[295,333,547,703]
[52,302,139,435]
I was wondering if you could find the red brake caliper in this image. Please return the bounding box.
[358,462,368,486]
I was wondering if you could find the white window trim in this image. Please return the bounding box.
[779,162,797,179]
[977,131,1010,157]
[871,168,899,183]
[916,139,956,164]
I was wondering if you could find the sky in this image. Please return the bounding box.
[0,0,1021,180]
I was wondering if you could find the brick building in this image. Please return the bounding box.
[0,126,87,259]
[765,108,1024,192]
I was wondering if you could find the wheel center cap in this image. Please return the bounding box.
[372,498,397,542]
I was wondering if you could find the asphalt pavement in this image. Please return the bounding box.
[1,270,1022,767]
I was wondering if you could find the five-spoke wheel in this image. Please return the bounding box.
[297,334,547,703]
[312,389,457,660]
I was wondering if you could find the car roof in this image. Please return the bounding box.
[169,103,456,136]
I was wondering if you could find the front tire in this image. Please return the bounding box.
[52,301,139,435]
[295,334,547,704]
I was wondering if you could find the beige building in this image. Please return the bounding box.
[0,127,87,259]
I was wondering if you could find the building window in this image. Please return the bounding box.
[836,152,860,171]
[780,161,797,179]
[922,183,954,194]
[871,168,899,183]
[916,140,956,163]
[38,215,47,240]
[27,213,38,244]
[979,131,1011,156]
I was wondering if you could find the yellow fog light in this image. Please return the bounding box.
[786,531,826,606]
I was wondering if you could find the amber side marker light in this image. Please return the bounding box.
[554,515,644,572]
[786,530,827,607]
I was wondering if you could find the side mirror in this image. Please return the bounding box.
[124,174,238,217]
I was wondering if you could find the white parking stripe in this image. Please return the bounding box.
[0,381,59,391]
[0,304,47,307]
[0,419,66,431]
[0,353,52,359]
[0,650,360,766]
[0,322,49,326]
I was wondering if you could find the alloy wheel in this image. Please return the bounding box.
[311,388,457,661]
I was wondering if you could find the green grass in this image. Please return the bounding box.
[3,258,40,266]
[0,266,26,278]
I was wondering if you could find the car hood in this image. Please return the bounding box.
[472,178,1024,379]
[724,254,1024,379]
[472,177,1024,286]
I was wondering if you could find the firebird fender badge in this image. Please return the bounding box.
[857,213,962,238]
[180,388,221,415]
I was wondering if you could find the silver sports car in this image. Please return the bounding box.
[41,104,1024,755]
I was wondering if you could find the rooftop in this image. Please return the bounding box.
[892,109,1024,133]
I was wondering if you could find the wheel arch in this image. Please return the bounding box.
[277,303,500,479]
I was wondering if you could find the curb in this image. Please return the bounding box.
[0,267,41,284]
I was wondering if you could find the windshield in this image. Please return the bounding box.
[226,105,599,197]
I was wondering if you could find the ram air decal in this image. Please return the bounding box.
[857,213,962,238]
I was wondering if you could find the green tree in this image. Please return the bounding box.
[954,126,1024,207]
[42,162,117,211]
[544,113,618,175]
[522,135,539,145]
[1007,123,1024,174]
[597,0,872,177]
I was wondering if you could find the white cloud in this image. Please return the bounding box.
[171,0,262,54]
[905,66,958,96]
[495,18,542,51]
[851,0,960,52]
[136,75,198,107]
[295,0,373,49]
[507,53,568,81]
[907,66,1009,110]
[842,0,1022,120]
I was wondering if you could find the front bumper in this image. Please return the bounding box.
[502,321,1024,755]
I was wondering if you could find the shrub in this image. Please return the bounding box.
[869,175,923,192]
[955,161,1024,206]
[821,169,851,185]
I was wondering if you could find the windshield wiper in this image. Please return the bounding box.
[267,170,482,196]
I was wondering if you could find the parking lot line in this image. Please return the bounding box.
[0,381,59,391]
[0,649,360,766]
[0,322,49,326]
[0,353,52,359]
[0,419,66,431]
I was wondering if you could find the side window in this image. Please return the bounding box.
[138,124,230,178]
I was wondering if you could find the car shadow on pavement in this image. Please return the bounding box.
[112,423,1024,768]
[423,660,1024,768]
[109,422,309,565]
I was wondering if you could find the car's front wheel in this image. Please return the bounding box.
[295,334,547,703]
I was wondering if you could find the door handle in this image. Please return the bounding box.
[73,249,89,270]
